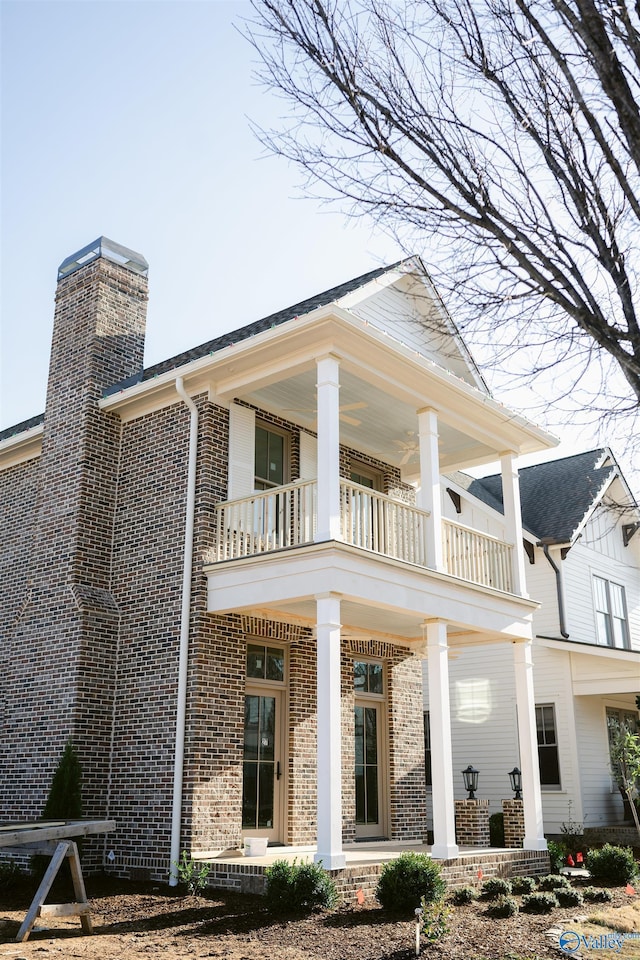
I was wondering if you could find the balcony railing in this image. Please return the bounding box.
[339,480,429,566]
[216,479,317,560]
[215,481,514,593]
[442,518,513,593]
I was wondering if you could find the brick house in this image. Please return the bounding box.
[0,237,556,881]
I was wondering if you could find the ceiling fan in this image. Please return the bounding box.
[285,401,367,427]
[395,432,420,466]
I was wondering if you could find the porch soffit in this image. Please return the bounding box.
[204,542,536,645]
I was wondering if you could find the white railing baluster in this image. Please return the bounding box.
[442,519,514,593]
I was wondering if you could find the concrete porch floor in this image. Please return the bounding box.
[198,842,550,902]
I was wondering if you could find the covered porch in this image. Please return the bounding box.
[196,840,550,902]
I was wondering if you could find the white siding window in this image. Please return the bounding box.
[593,576,630,649]
[536,703,561,789]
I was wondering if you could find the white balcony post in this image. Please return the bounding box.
[316,355,341,542]
[500,453,527,597]
[513,639,547,851]
[425,620,458,859]
[315,593,346,869]
[417,408,444,571]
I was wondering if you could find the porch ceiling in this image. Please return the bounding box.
[246,367,494,474]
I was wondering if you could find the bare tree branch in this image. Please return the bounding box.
[244,0,640,421]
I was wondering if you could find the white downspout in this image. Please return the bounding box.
[169,377,198,884]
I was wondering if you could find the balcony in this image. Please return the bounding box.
[215,479,514,594]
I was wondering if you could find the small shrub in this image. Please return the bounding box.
[0,860,24,890]
[172,851,211,896]
[538,873,571,891]
[489,811,505,847]
[583,886,613,903]
[556,887,584,907]
[546,839,567,873]
[421,897,451,943]
[264,859,338,913]
[585,844,638,884]
[485,894,518,918]
[450,885,479,905]
[511,875,537,894]
[521,891,559,914]
[481,876,512,898]
[376,852,445,914]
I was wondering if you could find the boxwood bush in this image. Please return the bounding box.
[481,876,512,898]
[450,885,479,905]
[583,886,613,903]
[555,888,584,908]
[376,852,445,914]
[485,894,518,918]
[264,859,338,913]
[585,844,638,884]
[538,873,571,892]
[510,876,537,894]
[521,891,559,913]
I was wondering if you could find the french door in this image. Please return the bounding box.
[242,689,284,842]
[355,699,386,838]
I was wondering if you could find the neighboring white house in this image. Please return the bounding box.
[423,449,640,834]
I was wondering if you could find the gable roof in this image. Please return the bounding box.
[465,449,625,544]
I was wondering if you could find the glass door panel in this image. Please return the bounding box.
[354,703,384,837]
[242,692,282,840]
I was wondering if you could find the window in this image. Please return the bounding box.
[350,462,383,491]
[246,643,285,683]
[353,660,383,695]
[255,424,288,490]
[423,711,432,788]
[593,576,630,649]
[536,704,560,789]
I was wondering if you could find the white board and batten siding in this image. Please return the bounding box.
[560,522,640,652]
[343,276,483,388]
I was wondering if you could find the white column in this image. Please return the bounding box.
[425,620,458,859]
[316,355,341,542]
[417,408,444,572]
[315,593,346,869]
[500,453,527,597]
[513,639,547,851]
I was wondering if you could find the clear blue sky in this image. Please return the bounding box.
[0,0,397,429]
[1,1,638,495]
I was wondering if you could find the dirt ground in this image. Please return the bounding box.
[0,877,638,960]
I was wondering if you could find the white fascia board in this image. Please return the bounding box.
[0,423,43,470]
[537,636,640,664]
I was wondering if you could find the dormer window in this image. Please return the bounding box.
[593,576,630,649]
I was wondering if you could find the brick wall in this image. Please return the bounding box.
[0,256,147,857]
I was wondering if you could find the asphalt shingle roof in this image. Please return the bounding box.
[466,448,617,543]
[104,261,402,397]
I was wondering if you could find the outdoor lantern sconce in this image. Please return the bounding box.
[461,764,479,800]
[508,766,522,800]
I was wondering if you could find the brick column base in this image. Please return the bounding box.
[455,799,490,846]
[502,799,525,848]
